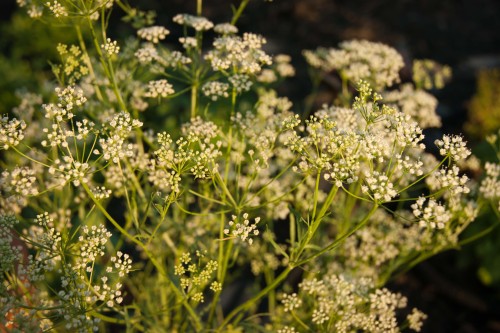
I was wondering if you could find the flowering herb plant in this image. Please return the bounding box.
[2,0,500,332]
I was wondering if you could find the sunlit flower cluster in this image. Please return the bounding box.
[435,134,471,161]
[4,2,491,332]
[304,39,404,89]
[205,33,272,74]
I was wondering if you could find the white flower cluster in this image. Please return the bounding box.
[407,308,428,332]
[96,111,143,163]
[214,22,238,35]
[135,43,158,63]
[151,118,222,192]
[387,113,426,149]
[46,1,67,17]
[21,223,62,282]
[144,79,175,98]
[361,170,398,203]
[384,83,441,128]
[275,54,296,77]
[43,86,87,121]
[34,211,53,227]
[0,114,26,149]
[337,210,424,278]
[91,186,112,200]
[75,118,96,140]
[276,275,421,332]
[412,197,451,229]
[163,50,192,67]
[0,166,39,210]
[229,74,253,93]
[479,162,500,202]
[173,13,214,31]
[284,111,361,182]
[202,81,230,101]
[224,213,261,245]
[280,292,302,312]
[179,36,198,49]
[55,286,101,332]
[108,251,132,278]
[205,33,272,75]
[435,134,471,161]
[77,225,112,268]
[41,117,95,148]
[426,165,470,197]
[101,38,120,56]
[137,26,170,44]
[48,155,92,186]
[303,39,404,89]
[256,54,296,83]
[257,69,277,83]
[51,225,132,316]
[41,123,69,147]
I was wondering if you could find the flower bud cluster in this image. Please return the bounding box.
[174,251,221,303]
[55,44,89,83]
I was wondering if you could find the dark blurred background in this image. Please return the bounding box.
[2,1,500,331]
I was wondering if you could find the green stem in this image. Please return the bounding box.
[219,266,293,330]
[191,81,198,119]
[294,204,378,266]
[231,0,250,25]
[293,182,338,261]
[81,182,202,330]
[83,7,127,112]
[310,172,321,222]
[197,0,202,16]
[75,25,104,102]
[12,145,51,168]
[397,157,447,194]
